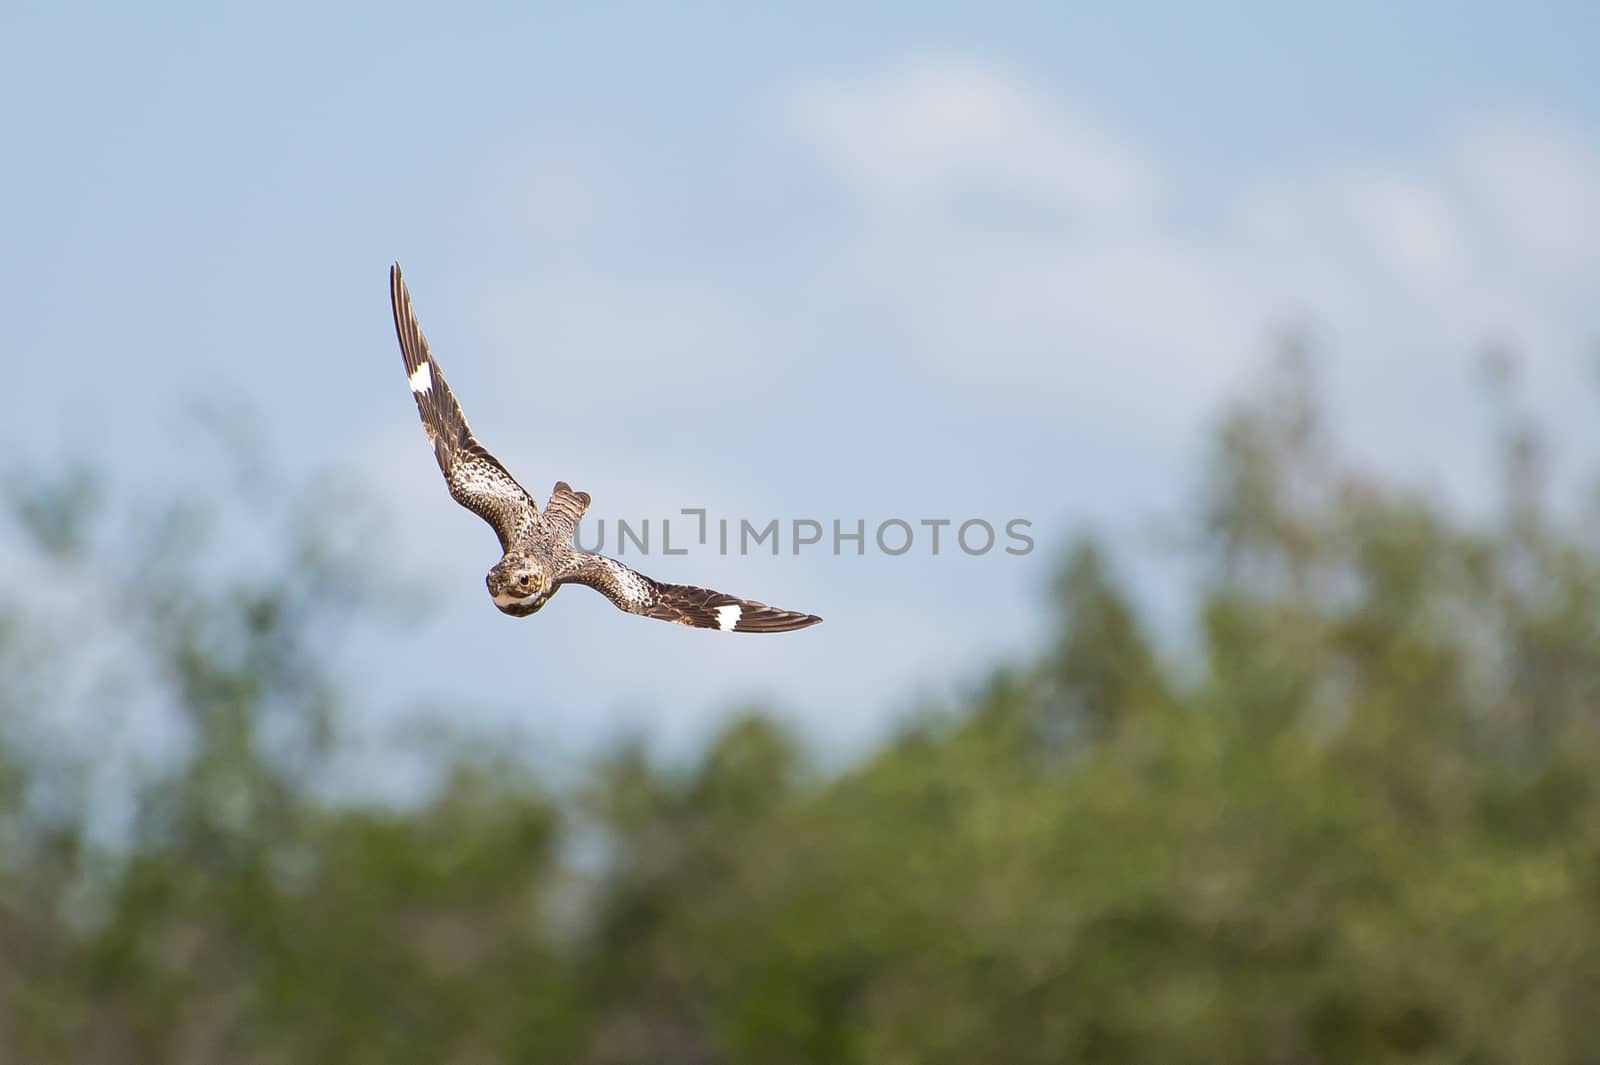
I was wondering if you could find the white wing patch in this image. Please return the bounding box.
[409,360,433,395]
[715,603,743,632]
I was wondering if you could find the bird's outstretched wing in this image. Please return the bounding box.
[390,264,538,550]
[558,553,822,633]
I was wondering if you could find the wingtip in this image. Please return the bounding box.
[744,609,823,633]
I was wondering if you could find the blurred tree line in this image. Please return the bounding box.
[3,355,1600,1063]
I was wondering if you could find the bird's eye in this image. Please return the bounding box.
[519,574,530,586]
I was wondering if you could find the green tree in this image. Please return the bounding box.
[4,355,1600,1063]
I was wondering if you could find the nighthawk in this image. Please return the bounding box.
[389,264,821,633]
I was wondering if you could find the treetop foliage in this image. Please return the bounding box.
[3,356,1598,1063]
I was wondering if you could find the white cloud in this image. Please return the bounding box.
[1449,114,1600,268]
[787,56,1600,483]
[790,54,1158,228]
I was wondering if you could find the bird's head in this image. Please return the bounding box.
[487,554,555,616]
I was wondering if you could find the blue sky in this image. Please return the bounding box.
[7,1,1600,768]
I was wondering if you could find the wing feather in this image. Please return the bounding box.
[389,264,537,550]
[558,554,821,633]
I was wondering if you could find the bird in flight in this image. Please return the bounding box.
[389,264,821,633]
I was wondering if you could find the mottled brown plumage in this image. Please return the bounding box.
[389,264,821,634]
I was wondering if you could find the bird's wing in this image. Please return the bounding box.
[390,264,538,550]
[557,553,822,633]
